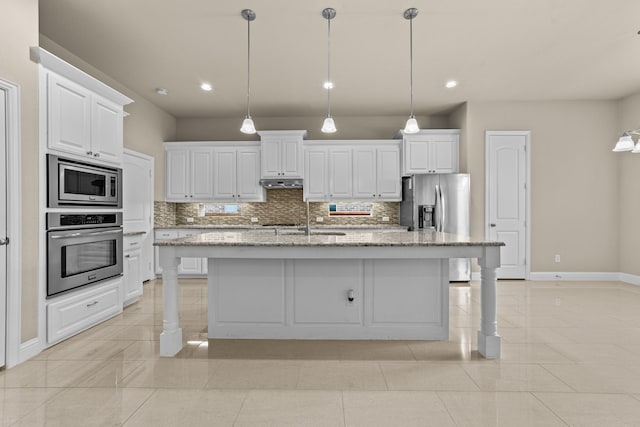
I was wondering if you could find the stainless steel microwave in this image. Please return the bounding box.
[48,154,122,208]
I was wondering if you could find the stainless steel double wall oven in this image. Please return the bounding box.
[46,155,124,298]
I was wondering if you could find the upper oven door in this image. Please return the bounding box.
[48,155,122,208]
[47,226,123,298]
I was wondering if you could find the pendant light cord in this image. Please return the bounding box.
[327,15,332,117]
[409,16,414,118]
[246,16,251,118]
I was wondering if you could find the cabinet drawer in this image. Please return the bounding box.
[47,278,123,344]
[155,229,178,240]
[124,234,144,251]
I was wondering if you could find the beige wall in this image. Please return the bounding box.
[0,0,40,342]
[39,36,177,200]
[449,103,468,173]
[617,90,640,275]
[465,101,619,273]
[176,115,450,141]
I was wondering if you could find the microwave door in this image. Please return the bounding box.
[59,164,107,202]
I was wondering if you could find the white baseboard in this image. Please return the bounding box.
[15,338,42,367]
[470,271,640,285]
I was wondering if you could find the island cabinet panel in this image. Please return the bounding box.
[206,258,448,339]
[370,259,445,325]
[292,260,362,325]
[210,259,285,324]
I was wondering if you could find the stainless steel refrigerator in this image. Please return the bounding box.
[400,174,471,281]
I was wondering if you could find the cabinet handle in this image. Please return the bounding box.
[125,254,131,258]
[190,195,193,197]
[347,289,355,302]
[86,301,99,308]
[378,194,381,197]
[184,195,188,198]
[94,153,100,157]
[86,151,92,155]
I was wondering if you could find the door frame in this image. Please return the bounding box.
[0,78,22,367]
[484,130,531,280]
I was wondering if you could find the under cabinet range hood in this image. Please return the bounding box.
[259,178,303,189]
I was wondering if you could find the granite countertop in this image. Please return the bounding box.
[123,231,147,237]
[154,229,504,247]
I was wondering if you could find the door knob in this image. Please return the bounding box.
[0,237,9,245]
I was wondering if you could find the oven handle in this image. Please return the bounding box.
[50,229,123,239]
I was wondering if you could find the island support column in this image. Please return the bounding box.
[477,246,501,358]
[159,247,183,356]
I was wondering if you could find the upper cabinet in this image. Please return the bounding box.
[33,48,133,165]
[213,145,265,202]
[401,129,459,175]
[304,141,401,202]
[165,146,215,201]
[258,130,307,178]
[164,142,265,203]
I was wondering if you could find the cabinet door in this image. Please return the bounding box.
[430,135,458,173]
[190,148,214,200]
[48,73,92,158]
[261,140,281,178]
[213,148,237,200]
[352,147,377,199]
[403,137,430,175]
[236,147,265,201]
[177,230,203,275]
[91,95,123,164]
[281,138,302,177]
[376,146,401,200]
[304,148,328,201]
[165,149,190,200]
[123,249,142,303]
[329,148,352,199]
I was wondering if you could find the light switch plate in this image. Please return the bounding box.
[251,217,258,223]
[186,217,194,223]
[382,216,390,222]
[316,217,324,222]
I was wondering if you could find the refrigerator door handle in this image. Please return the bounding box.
[434,184,442,232]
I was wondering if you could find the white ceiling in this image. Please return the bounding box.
[39,0,640,119]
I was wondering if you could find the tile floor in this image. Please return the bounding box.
[2,279,640,425]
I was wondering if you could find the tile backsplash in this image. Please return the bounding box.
[154,190,399,227]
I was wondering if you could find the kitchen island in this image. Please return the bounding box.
[156,230,504,358]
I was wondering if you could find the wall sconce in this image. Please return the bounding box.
[613,128,640,153]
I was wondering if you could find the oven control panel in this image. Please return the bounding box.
[47,212,123,230]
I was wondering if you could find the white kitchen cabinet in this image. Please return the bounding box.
[353,144,401,200]
[47,72,124,165]
[123,234,144,305]
[47,277,123,344]
[328,147,353,199]
[304,147,329,201]
[402,129,459,175]
[165,147,214,201]
[213,146,265,202]
[258,130,306,178]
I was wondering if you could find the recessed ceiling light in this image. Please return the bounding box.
[445,80,458,89]
[155,87,168,96]
[323,81,334,90]
[200,83,213,91]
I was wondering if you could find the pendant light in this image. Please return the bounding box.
[321,8,337,133]
[612,128,640,153]
[403,8,420,134]
[240,9,257,134]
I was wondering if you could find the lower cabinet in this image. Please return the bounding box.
[123,234,144,305]
[208,258,448,339]
[47,277,123,344]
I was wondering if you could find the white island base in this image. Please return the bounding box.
[158,238,503,359]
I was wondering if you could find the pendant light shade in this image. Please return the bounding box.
[321,8,337,133]
[403,8,420,134]
[240,9,257,134]
[612,129,640,153]
[321,117,337,133]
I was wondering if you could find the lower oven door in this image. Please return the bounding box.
[47,226,123,298]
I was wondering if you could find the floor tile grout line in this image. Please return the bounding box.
[3,386,68,426]
[529,391,573,427]
[231,389,251,427]
[120,387,159,426]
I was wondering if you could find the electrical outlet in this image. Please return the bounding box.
[250,217,258,223]
[186,217,194,223]
[554,254,561,263]
[382,216,390,222]
[316,217,324,222]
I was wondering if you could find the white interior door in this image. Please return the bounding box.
[0,89,7,367]
[486,131,529,279]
